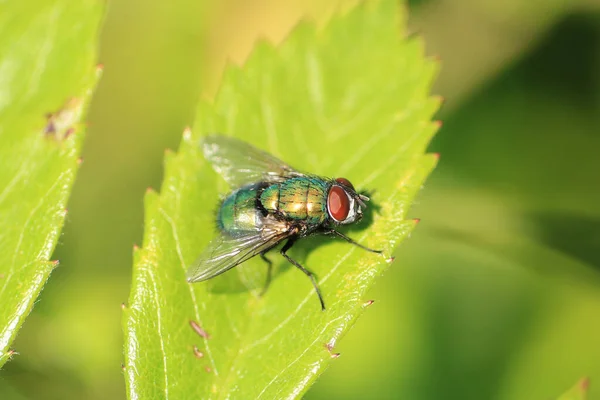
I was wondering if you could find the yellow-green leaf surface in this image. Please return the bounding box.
[124,0,439,398]
[0,0,103,367]
[558,378,589,400]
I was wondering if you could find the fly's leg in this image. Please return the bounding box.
[281,238,326,311]
[326,230,382,254]
[259,252,273,297]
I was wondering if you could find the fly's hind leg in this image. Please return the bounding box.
[259,252,273,297]
[280,238,326,311]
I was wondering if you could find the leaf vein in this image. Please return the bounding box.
[0,170,67,299]
[146,264,170,399]
[158,207,220,376]
[257,315,346,399]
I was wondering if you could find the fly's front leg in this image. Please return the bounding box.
[280,238,326,311]
[325,229,382,254]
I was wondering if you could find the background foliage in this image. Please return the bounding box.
[1,0,600,399]
[0,0,102,369]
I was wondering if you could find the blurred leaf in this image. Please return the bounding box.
[558,378,589,400]
[123,0,439,398]
[428,14,600,217]
[0,0,103,367]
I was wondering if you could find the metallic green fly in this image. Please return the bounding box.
[186,135,381,310]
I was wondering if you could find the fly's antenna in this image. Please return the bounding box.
[357,194,369,208]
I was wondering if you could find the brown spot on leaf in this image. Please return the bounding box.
[43,98,83,141]
[190,320,210,339]
[193,346,204,359]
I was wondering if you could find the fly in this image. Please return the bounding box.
[187,135,382,310]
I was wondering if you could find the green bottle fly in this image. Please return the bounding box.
[187,135,381,310]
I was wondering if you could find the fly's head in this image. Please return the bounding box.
[327,177,370,225]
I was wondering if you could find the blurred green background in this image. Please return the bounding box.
[2,0,600,399]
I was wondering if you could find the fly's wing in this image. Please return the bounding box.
[186,220,291,282]
[202,135,304,187]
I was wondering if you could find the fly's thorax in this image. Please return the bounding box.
[259,177,328,224]
[217,184,266,234]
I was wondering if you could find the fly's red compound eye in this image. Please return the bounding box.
[335,177,354,190]
[328,185,350,222]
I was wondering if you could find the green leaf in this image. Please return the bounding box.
[123,0,439,398]
[558,378,589,400]
[0,0,103,367]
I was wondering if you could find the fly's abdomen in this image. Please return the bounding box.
[217,184,264,234]
[260,177,327,224]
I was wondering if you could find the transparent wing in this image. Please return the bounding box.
[202,135,304,187]
[186,221,291,282]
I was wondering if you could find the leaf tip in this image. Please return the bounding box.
[363,299,375,308]
[183,126,193,142]
[95,64,105,81]
[5,349,18,361]
[429,54,442,64]
[121,302,127,310]
[2,349,19,364]
[76,157,84,165]
[146,187,156,194]
[121,363,126,372]
[432,152,440,160]
[387,256,396,264]
[205,366,213,373]
[325,343,340,359]
[580,377,590,391]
